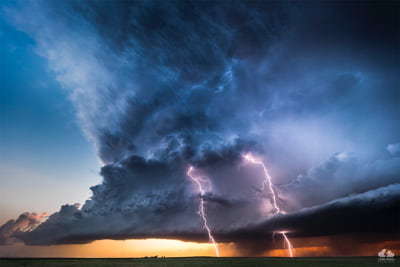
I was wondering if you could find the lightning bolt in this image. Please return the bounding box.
[279,231,294,258]
[242,153,281,214]
[243,153,294,257]
[187,166,220,257]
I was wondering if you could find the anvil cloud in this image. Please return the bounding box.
[2,0,399,255]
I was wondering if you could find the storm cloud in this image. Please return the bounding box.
[1,0,399,255]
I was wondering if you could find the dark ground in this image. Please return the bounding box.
[0,257,396,267]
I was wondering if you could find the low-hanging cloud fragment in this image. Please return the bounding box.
[0,213,47,245]
[1,0,399,255]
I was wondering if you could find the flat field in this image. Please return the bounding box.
[0,257,394,267]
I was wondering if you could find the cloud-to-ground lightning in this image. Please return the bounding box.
[243,153,294,257]
[278,231,294,257]
[187,166,220,257]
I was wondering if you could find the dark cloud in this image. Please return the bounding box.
[228,184,400,240]
[226,183,400,255]
[15,183,400,250]
[1,0,399,255]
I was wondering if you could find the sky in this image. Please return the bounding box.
[0,2,100,225]
[0,0,399,258]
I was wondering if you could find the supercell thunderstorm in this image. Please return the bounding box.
[1,0,399,256]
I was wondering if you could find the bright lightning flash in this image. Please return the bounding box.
[187,166,220,257]
[278,231,294,258]
[242,153,281,214]
[242,153,294,258]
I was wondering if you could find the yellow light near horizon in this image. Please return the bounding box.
[0,239,221,258]
[125,238,210,250]
[100,238,217,257]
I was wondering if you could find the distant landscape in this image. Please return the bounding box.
[0,257,393,267]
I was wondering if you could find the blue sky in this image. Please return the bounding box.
[0,9,100,224]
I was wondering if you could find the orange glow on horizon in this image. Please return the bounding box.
[265,246,331,257]
[1,237,399,258]
[0,239,226,258]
